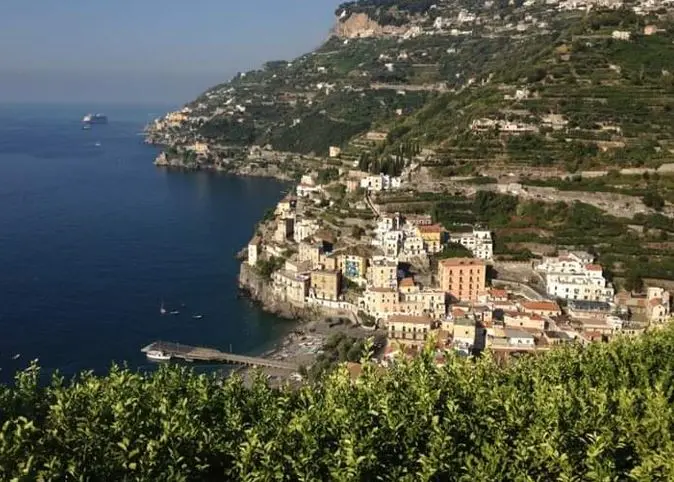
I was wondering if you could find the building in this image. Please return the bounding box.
[368,258,398,289]
[272,270,310,306]
[417,224,445,254]
[504,328,536,347]
[387,315,435,344]
[310,270,341,301]
[567,300,612,320]
[537,252,614,302]
[504,312,546,331]
[275,196,296,216]
[360,174,402,192]
[438,258,487,302]
[452,317,478,350]
[402,236,425,257]
[405,214,433,226]
[520,300,561,318]
[646,287,671,324]
[612,30,631,40]
[248,237,262,266]
[329,146,342,158]
[363,287,399,319]
[298,241,324,268]
[451,229,493,260]
[294,218,320,243]
[274,217,294,244]
[339,253,368,281]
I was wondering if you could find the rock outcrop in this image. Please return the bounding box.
[238,263,315,321]
[332,13,386,38]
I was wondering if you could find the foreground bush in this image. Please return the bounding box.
[2,329,674,481]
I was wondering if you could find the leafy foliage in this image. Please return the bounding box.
[3,329,674,480]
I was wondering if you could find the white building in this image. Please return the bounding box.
[451,229,493,260]
[294,218,320,243]
[248,237,261,266]
[537,251,614,302]
[360,174,402,192]
[402,236,425,257]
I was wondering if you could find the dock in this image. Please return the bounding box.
[141,341,298,371]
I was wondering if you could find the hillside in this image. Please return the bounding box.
[147,0,674,177]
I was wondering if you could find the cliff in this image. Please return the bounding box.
[238,263,315,321]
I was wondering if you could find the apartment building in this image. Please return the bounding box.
[310,270,341,301]
[438,258,487,302]
[368,258,398,289]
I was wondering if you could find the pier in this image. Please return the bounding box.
[141,341,298,371]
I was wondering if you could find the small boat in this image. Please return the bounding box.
[160,302,167,315]
[94,142,101,147]
[170,310,180,315]
[82,124,91,130]
[146,350,171,361]
[192,314,203,320]
[11,354,20,360]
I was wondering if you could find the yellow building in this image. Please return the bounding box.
[367,259,398,289]
[299,241,323,268]
[387,315,435,344]
[363,288,399,319]
[310,270,341,301]
[339,253,368,281]
[417,224,445,254]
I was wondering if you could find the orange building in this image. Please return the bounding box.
[438,258,486,302]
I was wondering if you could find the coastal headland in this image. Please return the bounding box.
[145,0,674,380]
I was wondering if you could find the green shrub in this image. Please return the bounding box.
[3,329,674,480]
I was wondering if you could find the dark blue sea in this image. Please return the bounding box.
[0,103,291,383]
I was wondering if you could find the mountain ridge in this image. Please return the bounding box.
[146,0,674,179]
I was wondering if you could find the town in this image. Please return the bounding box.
[243,166,672,369]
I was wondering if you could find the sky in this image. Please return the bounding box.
[0,0,340,104]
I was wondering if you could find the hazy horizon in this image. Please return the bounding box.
[0,0,339,104]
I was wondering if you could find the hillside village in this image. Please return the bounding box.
[145,0,674,370]
[241,166,671,365]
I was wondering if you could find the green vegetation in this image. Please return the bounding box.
[309,332,370,380]
[4,329,674,479]
[436,242,473,259]
[255,256,284,280]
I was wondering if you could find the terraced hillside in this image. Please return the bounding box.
[147,0,674,176]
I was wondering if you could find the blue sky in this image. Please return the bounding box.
[0,0,339,103]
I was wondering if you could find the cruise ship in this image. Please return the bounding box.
[82,113,108,124]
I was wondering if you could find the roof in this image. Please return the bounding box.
[249,236,262,246]
[418,224,444,233]
[649,297,663,307]
[521,301,560,312]
[388,315,434,325]
[368,287,397,293]
[454,316,475,327]
[585,264,603,272]
[399,277,415,288]
[490,288,508,298]
[504,328,535,339]
[439,258,485,267]
[505,311,544,321]
[568,300,611,312]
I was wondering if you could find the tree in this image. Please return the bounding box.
[643,191,665,211]
[624,269,644,293]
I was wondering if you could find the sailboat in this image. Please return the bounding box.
[160,301,167,315]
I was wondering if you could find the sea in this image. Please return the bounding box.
[0,103,292,384]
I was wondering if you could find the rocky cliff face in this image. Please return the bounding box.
[238,263,315,321]
[332,13,386,38]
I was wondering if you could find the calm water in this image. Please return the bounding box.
[0,104,291,383]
